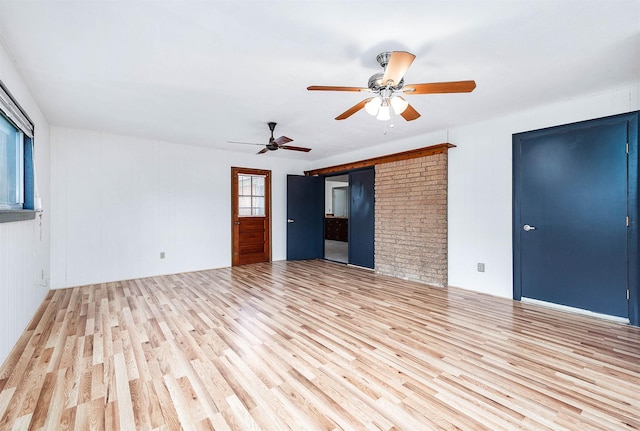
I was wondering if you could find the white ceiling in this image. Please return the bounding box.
[0,1,638,161]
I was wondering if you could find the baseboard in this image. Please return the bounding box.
[521,297,630,324]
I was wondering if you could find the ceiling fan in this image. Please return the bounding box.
[307,51,476,121]
[228,122,311,154]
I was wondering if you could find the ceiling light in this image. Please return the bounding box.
[390,96,408,115]
[376,104,391,121]
[365,97,382,116]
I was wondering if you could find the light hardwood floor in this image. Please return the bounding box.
[1,260,639,430]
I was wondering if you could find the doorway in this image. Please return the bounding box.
[513,112,639,321]
[286,169,374,269]
[324,175,349,263]
[231,167,271,266]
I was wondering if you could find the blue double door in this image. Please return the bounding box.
[514,112,639,321]
[286,169,374,269]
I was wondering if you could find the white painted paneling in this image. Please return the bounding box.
[49,127,67,287]
[447,118,515,297]
[50,128,307,289]
[0,41,50,366]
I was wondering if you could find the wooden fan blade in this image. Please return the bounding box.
[335,97,373,120]
[280,145,311,152]
[273,136,293,146]
[400,103,421,121]
[307,85,369,92]
[257,147,269,154]
[403,80,476,94]
[381,51,415,87]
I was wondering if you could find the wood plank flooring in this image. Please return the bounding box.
[1,260,639,430]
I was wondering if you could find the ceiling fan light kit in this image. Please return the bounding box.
[365,94,409,120]
[307,50,476,122]
[364,97,381,115]
[390,96,409,115]
[376,102,391,121]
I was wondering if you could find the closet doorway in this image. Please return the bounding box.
[286,168,374,269]
[324,175,349,263]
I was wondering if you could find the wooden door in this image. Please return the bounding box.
[513,114,634,318]
[231,167,271,266]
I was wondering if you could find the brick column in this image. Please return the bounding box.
[374,152,448,286]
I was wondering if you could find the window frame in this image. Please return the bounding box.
[0,116,25,210]
[237,173,266,217]
[0,79,36,222]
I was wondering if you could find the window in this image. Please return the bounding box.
[0,80,34,214]
[0,114,24,209]
[237,174,265,216]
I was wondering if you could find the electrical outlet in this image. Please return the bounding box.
[477,263,485,272]
[160,252,165,259]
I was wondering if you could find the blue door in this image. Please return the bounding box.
[286,175,324,260]
[514,116,632,318]
[348,168,375,269]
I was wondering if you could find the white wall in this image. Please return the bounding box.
[50,128,307,288]
[0,41,50,365]
[310,82,640,299]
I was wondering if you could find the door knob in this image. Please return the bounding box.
[523,224,536,231]
[234,221,240,225]
[287,219,295,223]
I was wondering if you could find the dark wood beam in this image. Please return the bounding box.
[304,143,456,176]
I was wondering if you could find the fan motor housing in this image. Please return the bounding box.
[368,72,403,92]
[369,52,405,91]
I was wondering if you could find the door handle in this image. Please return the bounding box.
[523,224,536,231]
[234,221,240,225]
[287,219,295,223]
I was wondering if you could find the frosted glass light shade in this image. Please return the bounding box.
[364,97,382,116]
[390,96,409,114]
[376,105,391,121]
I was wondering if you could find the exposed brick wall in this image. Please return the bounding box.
[375,153,448,286]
